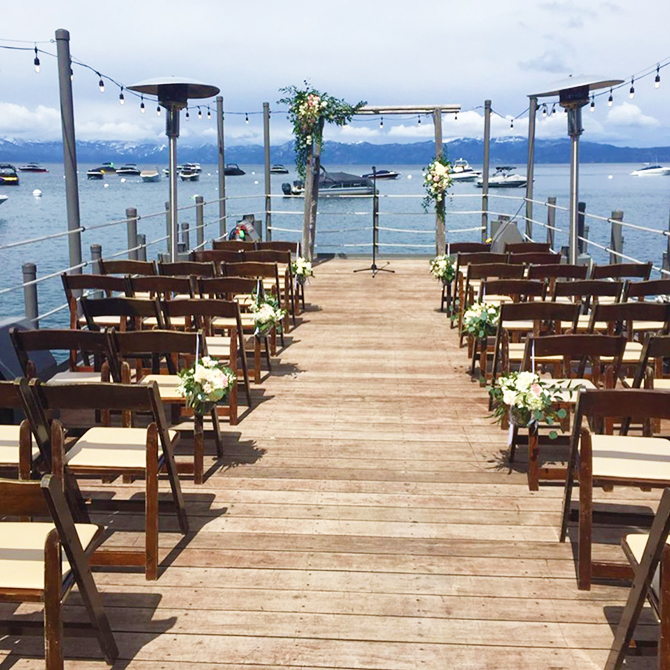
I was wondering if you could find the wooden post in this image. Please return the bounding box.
[525,96,537,241]
[137,234,147,261]
[263,102,272,241]
[610,210,624,264]
[302,146,314,261]
[433,109,445,254]
[546,197,556,250]
[216,96,227,238]
[481,100,491,241]
[303,117,324,261]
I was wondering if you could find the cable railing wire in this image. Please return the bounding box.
[0,226,85,252]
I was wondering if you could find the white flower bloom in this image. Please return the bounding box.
[515,371,537,391]
[502,389,518,406]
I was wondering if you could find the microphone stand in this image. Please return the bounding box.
[354,166,394,277]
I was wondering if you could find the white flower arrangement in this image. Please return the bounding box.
[177,356,236,415]
[291,256,314,284]
[422,156,452,211]
[251,297,286,336]
[429,255,455,283]
[463,302,500,339]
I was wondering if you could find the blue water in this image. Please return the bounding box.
[0,161,669,326]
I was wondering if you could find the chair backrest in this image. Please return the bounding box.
[10,328,121,381]
[191,249,243,264]
[467,263,525,281]
[575,388,670,425]
[111,330,201,375]
[212,240,256,251]
[591,262,652,281]
[447,242,490,254]
[99,259,156,276]
[507,252,561,265]
[527,264,588,281]
[162,298,241,333]
[80,296,164,330]
[552,279,623,302]
[590,302,670,336]
[630,334,670,388]
[158,260,217,278]
[244,249,292,265]
[128,275,194,299]
[481,278,545,300]
[505,242,551,253]
[223,261,279,280]
[457,251,508,267]
[498,300,580,327]
[198,276,257,299]
[624,278,670,301]
[256,240,302,256]
[61,273,129,296]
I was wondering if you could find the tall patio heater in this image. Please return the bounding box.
[530,75,622,264]
[128,77,220,261]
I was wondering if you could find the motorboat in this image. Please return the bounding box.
[0,194,8,205]
[116,163,141,176]
[224,163,245,176]
[0,164,20,185]
[98,162,116,174]
[449,158,481,182]
[180,167,200,182]
[476,166,527,189]
[140,169,161,182]
[361,169,400,180]
[270,164,289,174]
[87,168,104,180]
[18,163,48,172]
[182,162,202,174]
[630,164,670,176]
[282,167,375,197]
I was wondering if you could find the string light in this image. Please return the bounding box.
[119,87,124,105]
[629,77,635,99]
[140,95,145,113]
[454,112,458,122]
[551,103,557,116]
[97,73,105,93]
[417,115,421,125]
[33,46,40,74]
[156,104,161,117]
[245,112,249,124]
[198,106,202,119]
[509,118,514,129]
[655,65,661,89]
[207,107,212,120]
[541,104,547,118]
[608,89,613,106]
[590,95,595,112]
[186,109,190,121]
[379,115,384,128]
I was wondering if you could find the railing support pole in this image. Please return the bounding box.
[22,263,38,328]
[577,202,587,255]
[164,201,170,241]
[195,195,205,249]
[137,234,147,262]
[90,244,102,298]
[525,96,537,241]
[263,101,271,242]
[481,100,491,241]
[126,207,138,261]
[546,197,556,250]
[181,222,190,251]
[216,96,227,238]
[610,210,624,265]
[55,29,83,280]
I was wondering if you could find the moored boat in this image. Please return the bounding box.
[630,164,670,176]
[179,167,199,182]
[140,169,161,182]
[0,164,20,185]
[87,168,104,180]
[116,163,141,176]
[98,162,116,174]
[449,158,481,182]
[224,163,245,176]
[282,167,375,197]
[18,163,48,173]
[270,164,289,174]
[476,166,527,188]
[361,169,400,180]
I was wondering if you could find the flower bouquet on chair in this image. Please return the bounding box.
[429,255,455,285]
[463,302,499,339]
[291,257,314,286]
[176,356,236,415]
[489,371,571,437]
[251,294,286,337]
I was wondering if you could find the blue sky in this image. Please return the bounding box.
[1,0,668,147]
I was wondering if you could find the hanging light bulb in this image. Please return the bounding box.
[245,113,249,124]
[186,109,190,121]
[454,112,458,122]
[590,95,595,112]
[564,106,568,114]
[119,87,125,105]
[542,104,547,118]
[140,95,145,113]
[510,118,514,129]
[380,115,384,128]
[608,89,613,107]
[655,65,661,89]
[156,104,161,117]
[70,68,74,81]
[417,115,421,126]
[629,77,635,99]
[207,107,212,120]
[551,103,557,116]
[198,107,202,119]
[98,73,105,93]
[33,46,40,74]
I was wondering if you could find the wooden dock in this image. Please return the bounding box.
[0,258,660,669]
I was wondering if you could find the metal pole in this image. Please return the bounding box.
[610,210,624,264]
[195,195,205,249]
[481,100,491,241]
[433,109,445,254]
[126,207,138,261]
[577,202,587,255]
[216,96,227,238]
[263,102,272,242]
[165,201,170,240]
[525,96,537,240]
[90,244,102,298]
[547,196,556,250]
[567,105,583,265]
[22,263,38,328]
[137,234,147,261]
[663,211,670,272]
[181,222,190,251]
[168,129,179,261]
[55,29,83,276]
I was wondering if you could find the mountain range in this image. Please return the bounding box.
[2,136,670,165]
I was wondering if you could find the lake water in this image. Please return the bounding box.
[1,161,669,326]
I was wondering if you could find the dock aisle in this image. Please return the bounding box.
[0,258,656,669]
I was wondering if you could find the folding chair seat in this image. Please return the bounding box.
[61,272,130,329]
[559,389,670,591]
[111,330,224,484]
[0,475,118,668]
[21,378,189,579]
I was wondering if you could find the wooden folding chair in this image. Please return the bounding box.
[451,251,508,322]
[212,239,256,251]
[99,258,156,275]
[244,249,296,324]
[507,251,561,266]
[559,388,670,590]
[551,279,624,333]
[22,378,189,579]
[505,242,551,254]
[591,261,653,282]
[0,379,40,478]
[627,334,670,391]
[439,242,490,313]
[61,273,130,330]
[127,275,194,328]
[10,328,121,384]
[605,488,670,669]
[158,260,217,278]
[81,296,165,331]
[111,329,223,484]
[161,298,252,408]
[512,334,626,490]
[527,263,588,296]
[624,278,670,302]
[0,474,118,668]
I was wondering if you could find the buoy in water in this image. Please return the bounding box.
[407,174,413,179]
[608,175,614,180]
[254,180,259,184]
[32,189,42,197]
[120,178,126,183]
[104,183,109,188]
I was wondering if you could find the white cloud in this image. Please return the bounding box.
[607,102,660,129]
[338,124,381,139]
[0,103,61,140]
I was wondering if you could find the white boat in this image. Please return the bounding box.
[116,163,141,176]
[182,162,202,174]
[140,169,161,183]
[449,158,481,182]
[476,166,527,189]
[180,168,199,182]
[0,194,8,206]
[630,164,670,176]
[282,167,375,197]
